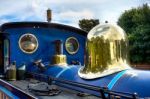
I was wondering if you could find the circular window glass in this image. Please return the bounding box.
[65,37,79,54]
[19,33,38,54]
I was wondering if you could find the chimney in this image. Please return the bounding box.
[47,9,52,22]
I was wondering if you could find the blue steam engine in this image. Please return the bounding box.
[0,12,150,99]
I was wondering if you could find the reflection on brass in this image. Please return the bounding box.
[79,24,131,79]
[19,33,38,54]
[65,37,79,54]
[52,55,67,66]
[21,41,36,51]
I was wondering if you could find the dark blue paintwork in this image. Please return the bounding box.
[1,22,150,98]
[1,22,86,69]
[27,64,120,96]
[112,69,150,97]
[29,65,150,98]
[27,64,119,87]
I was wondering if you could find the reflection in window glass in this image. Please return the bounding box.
[19,33,38,54]
[65,37,79,54]
[4,39,9,72]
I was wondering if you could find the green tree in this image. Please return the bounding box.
[79,19,99,32]
[118,4,150,64]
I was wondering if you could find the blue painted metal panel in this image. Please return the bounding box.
[30,65,119,88]
[28,64,119,88]
[28,65,120,96]
[107,70,127,90]
[28,65,150,98]
[3,27,86,69]
[112,69,150,98]
[2,22,150,98]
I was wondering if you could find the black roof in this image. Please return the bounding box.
[0,22,87,36]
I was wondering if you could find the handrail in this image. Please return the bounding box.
[27,72,139,99]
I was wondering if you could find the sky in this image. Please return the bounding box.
[0,0,149,27]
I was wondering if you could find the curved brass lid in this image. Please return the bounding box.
[78,24,131,79]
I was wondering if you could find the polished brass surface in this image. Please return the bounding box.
[52,55,67,66]
[79,24,131,79]
[65,37,79,54]
[19,33,38,54]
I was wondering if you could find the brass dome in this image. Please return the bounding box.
[78,24,131,79]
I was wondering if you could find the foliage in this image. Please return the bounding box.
[78,19,99,32]
[118,4,150,64]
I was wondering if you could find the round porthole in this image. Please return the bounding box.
[19,33,38,54]
[65,37,79,54]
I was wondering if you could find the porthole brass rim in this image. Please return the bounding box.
[65,37,79,55]
[18,33,38,54]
